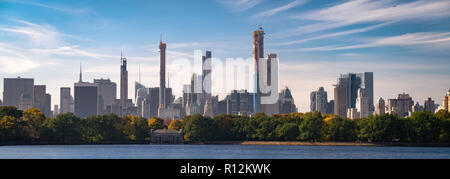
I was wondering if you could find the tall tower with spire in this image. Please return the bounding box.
[159,35,167,109]
[120,52,128,113]
[79,62,83,83]
[253,26,264,114]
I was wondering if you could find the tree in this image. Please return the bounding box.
[23,108,46,140]
[80,114,125,142]
[123,116,149,141]
[41,113,82,142]
[213,115,235,141]
[0,115,28,141]
[407,111,441,143]
[322,115,357,142]
[435,110,450,143]
[357,114,406,142]
[168,119,184,131]
[255,117,279,141]
[275,122,300,141]
[298,112,323,142]
[0,106,23,119]
[148,117,165,130]
[183,115,216,142]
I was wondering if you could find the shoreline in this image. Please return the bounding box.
[194,141,450,147]
[1,141,450,147]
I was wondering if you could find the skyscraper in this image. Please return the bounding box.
[253,27,264,114]
[310,87,328,114]
[202,51,212,102]
[356,88,370,118]
[3,77,34,109]
[279,87,297,114]
[120,53,128,111]
[74,82,98,118]
[376,97,385,115]
[94,78,117,115]
[424,97,435,113]
[310,91,317,112]
[60,87,74,114]
[159,37,167,111]
[33,85,51,117]
[387,93,414,117]
[74,65,98,118]
[443,90,450,112]
[339,72,374,113]
[334,82,348,117]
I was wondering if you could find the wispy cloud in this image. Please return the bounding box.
[0,20,61,46]
[253,0,307,18]
[0,45,39,74]
[271,22,390,46]
[218,0,264,11]
[297,32,450,51]
[290,0,450,34]
[5,0,91,15]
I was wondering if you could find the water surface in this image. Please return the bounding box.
[0,144,449,159]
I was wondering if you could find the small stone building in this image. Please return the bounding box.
[150,129,184,144]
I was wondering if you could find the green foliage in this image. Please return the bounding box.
[80,114,125,142]
[40,113,82,142]
[0,106,23,119]
[298,112,323,142]
[275,123,299,141]
[323,116,357,142]
[0,115,28,141]
[148,117,165,130]
[0,108,449,144]
[357,114,406,142]
[183,114,217,142]
[407,111,441,143]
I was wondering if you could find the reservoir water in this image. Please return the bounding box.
[0,144,449,159]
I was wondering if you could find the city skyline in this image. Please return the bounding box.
[1,0,450,112]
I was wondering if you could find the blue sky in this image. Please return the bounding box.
[0,0,449,112]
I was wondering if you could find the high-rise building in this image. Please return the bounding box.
[338,72,374,113]
[44,93,51,117]
[33,85,51,117]
[143,87,159,118]
[334,82,348,117]
[227,90,254,116]
[60,87,74,114]
[74,66,98,118]
[94,78,117,115]
[159,37,167,110]
[327,100,334,114]
[387,93,414,117]
[53,105,59,117]
[3,77,34,109]
[74,82,98,118]
[443,90,450,112]
[412,102,423,113]
[356,88,370,118]
[202,51,212,102]
[376,98,385,115]
[310,87,328,114]
[310,91,317,112]
[120,53,128,112]
[19,94,33,111]
[424,97,435,113]
[258,53,279,116]
[253,27,264,114]
[279,87,297,114]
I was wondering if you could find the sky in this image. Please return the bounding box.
[0,0,449,112]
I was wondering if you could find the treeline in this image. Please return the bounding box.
[1,106,450,144]
[0,106,165,142]
[170,110,450,143]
